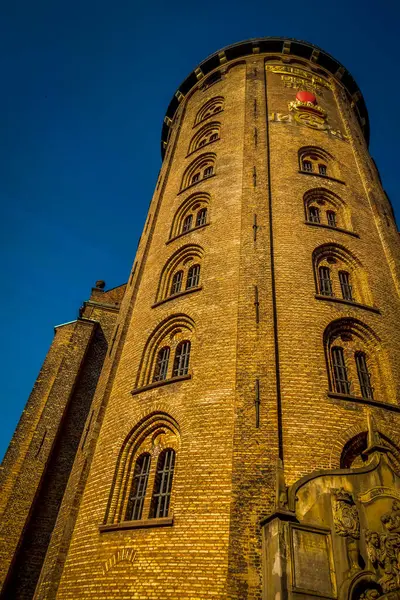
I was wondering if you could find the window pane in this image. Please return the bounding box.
[355,352,373,399]
[327,210,337,227]
[302,160,313,172]
[126,453,151,521]
[332,346,351,394]
[153,346,170,382]
[173,341,191,377]
[191,173,200,184]
[186,264,200,289]
[182,214,193,233]
[309,206,320,223]
[150,449,176,518]
[196,208,207,227]
[319,164,327,176]
[339,271,353,301]
[171,271,183,295]
[319,266,333,296]
[204,166,213,177]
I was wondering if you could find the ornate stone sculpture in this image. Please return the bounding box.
[365,501,400,593]
[333,488,360,539]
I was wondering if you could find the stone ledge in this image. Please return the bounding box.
[131,374,192,396]
[152,287,202,308]
[315,295,381,314]
[327,392,400,413]
[99,517,174,532]
[298,170,346,185]
[305,221,360,238]
[166,223,209,245]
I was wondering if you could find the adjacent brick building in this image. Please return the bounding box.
[1,38,399,599]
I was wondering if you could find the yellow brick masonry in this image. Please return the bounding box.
[1,46,400,600]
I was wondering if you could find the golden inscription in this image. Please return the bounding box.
[266,64,331,90]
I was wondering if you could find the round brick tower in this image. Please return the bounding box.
[2,38,400,600]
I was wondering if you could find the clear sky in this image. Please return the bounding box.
[1,0,399,460]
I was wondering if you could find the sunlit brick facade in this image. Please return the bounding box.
[1,38,400,600]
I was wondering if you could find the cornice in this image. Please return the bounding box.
[161,37,369,157]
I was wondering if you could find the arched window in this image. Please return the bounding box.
[126,453,151,521]
[186,264,200,289]
[169,193,210,240]
[173,341,191,377]
[170,270,183,295]
[135,314,195,389]
[312,243,372,306]
[324,318,392,403]
[299,147,339,180]
[196,208,207,227]
[188,122,221,154]
[331,346,350,394]
[326,210,337,227]
[309,206,320,223]
[153,347,170,382]
[318,266,333,296]
[304,188,352,232]
[182,214,193,233]
[181,153,216,191]
[355,351,373,399]
[341,432,400,470]
[150,449,176,518]
[339,270,353,301]
[104,413,180,526]
[156,244,204,303]
[195,97,224,125]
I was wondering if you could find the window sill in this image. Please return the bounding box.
[298,171,346,185]
[315,295,380,314]
[167,223,210,245]
[179,173,216,195]
[305,221,359,238]
[99,517,174,532]
[327,392,400,413]
[186,139,220,158]
[131,374,191,396]
[152,286,202,308]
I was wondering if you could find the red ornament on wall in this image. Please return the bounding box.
[296,90,317,104]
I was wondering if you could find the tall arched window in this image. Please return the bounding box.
[173,341,191,377]
[182,215,193,233]
[104,413,180,527]
[155,244,204,303]
[355,351,373,399]
[169,193,210,241]
[326,210,337,227]
[304,188,352,232]
[318,266,333,296]
[186,264,200,289]
[126,453,151,521]
[153,346,170,382]
[170,270,183,295]
[150,449,176,518]
[331,346,350,394]
[196,207,207,227]
[339,270,353,301]
[323,318,392,403]
[309,206,320,223]
[134,314,195,389]
[312,243,372,306]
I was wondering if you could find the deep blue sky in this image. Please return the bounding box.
[1,0,399,460]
